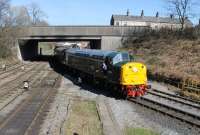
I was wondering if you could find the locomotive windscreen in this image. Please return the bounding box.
[112,52,130,65]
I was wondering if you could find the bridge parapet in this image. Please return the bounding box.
[25,26,149,37]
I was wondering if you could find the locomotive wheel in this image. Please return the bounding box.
[93,78,98,87]
[93,78,103,89]
[77,77,82,84]
[123,91,129,100]
[123,91,126,99]
[100,80,105,89]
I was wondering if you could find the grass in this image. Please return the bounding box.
[125,127,159,135]
[0,45,12,59]
[64,100,103,135]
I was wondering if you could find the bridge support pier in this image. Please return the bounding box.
[101,36,122,50]
[18,40,38,61]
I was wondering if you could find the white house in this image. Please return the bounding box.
[110,10,193,29]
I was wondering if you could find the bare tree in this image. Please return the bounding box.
[167,0,197,30]
[36,20,49,26]
[5,6,31,26]
[0,1,48,58]
[28,2,47,25]
[0,0,10,27]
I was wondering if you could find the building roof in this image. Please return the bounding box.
[111,15,193,26]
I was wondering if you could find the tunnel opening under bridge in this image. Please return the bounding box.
[18,38,102,61]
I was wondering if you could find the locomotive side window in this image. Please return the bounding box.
[112,54,123,65]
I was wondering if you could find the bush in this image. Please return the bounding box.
[123,27,199,48]
[0,45,12,58]
[146,57,160,65]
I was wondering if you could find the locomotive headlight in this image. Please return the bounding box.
[132,67,138,72]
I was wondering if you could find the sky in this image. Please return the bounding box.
[11,0,199,25]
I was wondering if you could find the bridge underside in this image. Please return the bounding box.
[18,36,105,61]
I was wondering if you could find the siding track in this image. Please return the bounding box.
[0,62,61,135]
[129,88,200,128]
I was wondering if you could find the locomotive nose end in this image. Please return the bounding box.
[121,62,147,85]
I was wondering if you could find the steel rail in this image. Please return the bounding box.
[147,90,200,110]
[129,96,200,127]
[151,89,200,105]
[0,63,23,75]
[0,70,48,112]
[0,67,59,135]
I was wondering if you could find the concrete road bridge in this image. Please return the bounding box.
[17,26,149,60]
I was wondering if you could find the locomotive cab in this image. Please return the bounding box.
[105,52,148,97]
[102,52,131,83]
[104,52,130,67]
[101,52,129,72]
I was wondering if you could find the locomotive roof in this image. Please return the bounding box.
[66,48,120,59]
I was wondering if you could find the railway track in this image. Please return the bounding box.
[0,62,44,89]
[25,73,61,135]
[148,89,200,110]
[0,62,47,110]
[0,88,56,135]
[0,62,22,75]
[0,63,34,81]
[0,66,49,112]
[129,89,200,128]
[0,63,61,135]
[151,89,200,105]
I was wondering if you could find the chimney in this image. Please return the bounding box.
[126,9,130,16]
[170,14,174,19]
[141,10,144,17]
[156,12,159,18]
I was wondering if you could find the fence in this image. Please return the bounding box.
[179,79,200,95]
[148,72,200,98]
